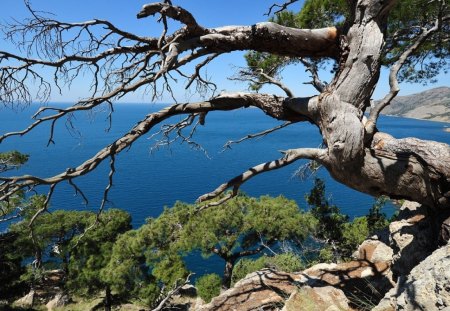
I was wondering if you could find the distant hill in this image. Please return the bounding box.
[378,86,450,122]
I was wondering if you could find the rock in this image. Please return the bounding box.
[197,269,302,311]
[356,237,393,264]
[282,285,351,311]
[371,287,397,311]
[389,201,437,278]
[394,243,450,310]
[13,290,35,308]
[46,292,70,310]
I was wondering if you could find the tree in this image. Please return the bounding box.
[177,194,316,288]
[67,209,132,311]
[0,231,26,300]
[305,178,392,261]
[106,194,315,293]
[103,211,190,308]
[0,1,448,237]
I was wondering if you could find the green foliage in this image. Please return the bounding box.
[384,0,450,83]
[10,205,92,272]
[367,196,390,234]
[67,209,132,296]
[0,232,27,299]
[0,150,28,172]
[104,193,315,302]
[104,207,190,306]
[317,245,335,263]
[179,194,316,260]
[244,0,449,90]
[231,253,304,286]
[340,217,369,258]
[297,0,348,29]
[101,229,150,299]
[306,179,392,262]
[196,273,222,303]
[306,178,348,243]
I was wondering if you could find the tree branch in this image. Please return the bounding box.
[266,0,300,16]
[222,121,294,151]
[0,93,312,202]
[365,12,447,138]
[196,148,328,209]
[151,273,193,311]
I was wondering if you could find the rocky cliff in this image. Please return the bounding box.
[197,201,450,311]
[378,86,450,122]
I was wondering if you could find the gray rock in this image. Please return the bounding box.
[395,243,450,310]
[282,285,351,311]
[46,292,70,310]
[389,201,437,278]
[13,290,35,308]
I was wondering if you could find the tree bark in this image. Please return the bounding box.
[104,285,112,311]
[222,258,236,289]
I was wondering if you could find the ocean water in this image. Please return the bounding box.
[1,103,449,275]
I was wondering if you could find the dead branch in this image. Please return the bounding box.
[151,273,193,311]
[266,0,300,16]
[196,148,328,209]
[231,67,295,97]
[0,93,314,202]
[299,58,326,92]
[222,121,293,151]
[365,12,448,138]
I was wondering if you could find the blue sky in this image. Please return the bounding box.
[0,0,448,103]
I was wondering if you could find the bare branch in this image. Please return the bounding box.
[137,3,204,34]
[365,13,446,138]
[222,121,294,151]
[28,184,55,227]
[196,148,327,208]
[266,0,300,16]
[0,93,313,202]
[149,113,210,158]
[299,58,326,92]
[231,67,294,97]
[151,273,193,311]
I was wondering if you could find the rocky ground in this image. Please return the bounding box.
[197,201,450,311]
[11,201,450,311]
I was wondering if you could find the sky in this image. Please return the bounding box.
[0,0,448,103]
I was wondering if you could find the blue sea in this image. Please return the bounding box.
[1,103,449,275]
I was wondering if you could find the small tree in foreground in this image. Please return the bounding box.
[177,194,317,288]
[306,178,391,262]
[105,193,316,304]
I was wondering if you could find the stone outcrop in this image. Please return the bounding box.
[13,290,35,308]
[199,200,450,311]
[384,243,450,310]
[388,201,437,278]
[46,292,70,310]
[197,269,301,311]
[282,285,351,311]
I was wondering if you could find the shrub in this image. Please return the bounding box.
[196,273,222,303]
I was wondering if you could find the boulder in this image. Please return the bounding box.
[46,292,70,310]
[389,201,437,278]
[394,243,450,310]
[13,290,35,308]
[197,269,303,311]
[282,285,351,311]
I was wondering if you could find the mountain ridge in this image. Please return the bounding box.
[377,86,450,123]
